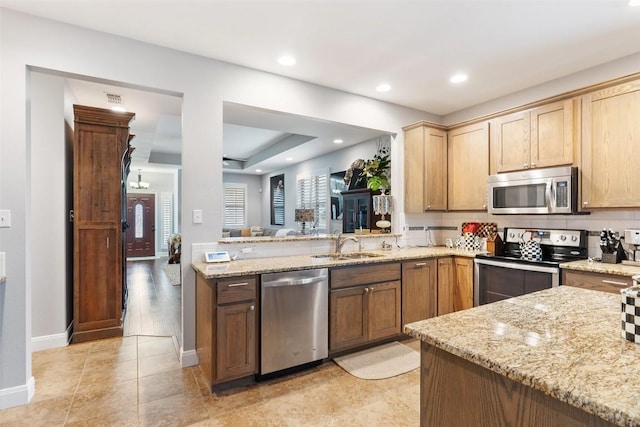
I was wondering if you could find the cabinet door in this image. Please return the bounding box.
[404,125,447,213]
[330,287,368,351]
[402,260,437,325]
[368,280,401,341]
[437,257,455,316]
[581,80,640,209]
[216,301,257,381]
[75,227,121,332]
[448,122,489,210]
[491,111,531,173]
[530,99,575,169]
[453,258,473,311]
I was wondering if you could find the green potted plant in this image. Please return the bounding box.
[361,145,390,192]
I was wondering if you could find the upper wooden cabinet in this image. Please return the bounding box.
[447,122,489,211]
[404,124,447,213]
[581,79,640,209]
[490,99,575,173]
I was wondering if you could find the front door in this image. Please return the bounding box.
[126,193,155,257]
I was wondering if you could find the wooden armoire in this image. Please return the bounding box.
[72,105,135,343]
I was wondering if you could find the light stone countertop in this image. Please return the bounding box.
[404,286,640,426]
[561,259,640,277]
[192,246,483,279]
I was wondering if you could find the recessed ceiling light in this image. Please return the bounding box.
[277,55,296,66]
[255,169,262,173]
[110,106,127,112]
[450,73,468,84]
[376,83,391,92]
[285,157,293,161]
[630,0,640,6]
[333,139,343,144]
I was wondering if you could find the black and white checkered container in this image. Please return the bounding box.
[621,286,640,344]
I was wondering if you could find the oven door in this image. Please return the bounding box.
[473,258,559,306]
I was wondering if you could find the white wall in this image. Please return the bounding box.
[222,172,262,227]
[0,8,430,408]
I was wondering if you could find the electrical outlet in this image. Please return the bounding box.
[0,210,11,228]
[240,247,253,254]
[192,209,203,224]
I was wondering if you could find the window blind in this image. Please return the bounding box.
[224,183,247,227]
[160,192,173,250]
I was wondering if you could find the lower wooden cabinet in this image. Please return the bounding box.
[437,257,474,316]
[402,259,437,325]
[562,269,633,294]
[330,263,401,353]
[196,274,258,388]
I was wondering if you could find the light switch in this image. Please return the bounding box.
[0,210,11,228]
[192,209,203,224]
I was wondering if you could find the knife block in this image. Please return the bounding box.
[602,245,627,264]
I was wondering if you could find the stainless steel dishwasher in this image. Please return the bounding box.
[260,268,328,375]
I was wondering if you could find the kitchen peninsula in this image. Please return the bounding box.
[404,286,638,427]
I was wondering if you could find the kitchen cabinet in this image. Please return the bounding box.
[72,105,135,343]
[196,274,258,388]
[437,257,474,316]
[447,122,489,211]
[581,79,640,209]
[403,123,447,213]
[562,270,634,294]
[490,100,575,174]
[341,189,386,232]
[437,257,455,316]
[402,259,437,325]
[453,257,474,311]
[330,263,401,352]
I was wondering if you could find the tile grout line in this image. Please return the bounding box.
[62,342,92,426]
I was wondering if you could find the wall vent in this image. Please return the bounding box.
[405,225,426,231]
[105,93,123,104]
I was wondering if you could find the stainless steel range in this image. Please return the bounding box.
[474,227,588,306]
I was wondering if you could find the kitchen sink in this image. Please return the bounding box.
[311,252,385,261]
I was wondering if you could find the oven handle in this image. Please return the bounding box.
[473,258,559,274]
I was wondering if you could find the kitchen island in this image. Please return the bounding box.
[404,286,639,427]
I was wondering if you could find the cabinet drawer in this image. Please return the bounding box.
[331,263,401,289]
[217,277,257,304]
[562,270,633,294]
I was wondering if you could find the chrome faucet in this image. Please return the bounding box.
[335,233,359,254]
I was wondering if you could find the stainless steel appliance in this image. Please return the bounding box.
[260,268,328,375]
[474,228,588,306]
[488,166,578,215]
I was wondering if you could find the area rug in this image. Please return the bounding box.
[162,263,181,286]
[334,341,420,380]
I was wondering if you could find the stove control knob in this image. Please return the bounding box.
[571,235,578,242]
[509,232,515,239]
[559,235,567,241]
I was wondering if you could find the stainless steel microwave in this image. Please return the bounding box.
[487,166,578,215]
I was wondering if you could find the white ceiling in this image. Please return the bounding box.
[9,0,640,173]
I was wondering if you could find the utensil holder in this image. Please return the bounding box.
[621,286,640,344]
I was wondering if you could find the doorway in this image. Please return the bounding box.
[126,193,156,258]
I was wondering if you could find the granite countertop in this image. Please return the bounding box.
[561,259,640,277]
[404,286,640,426]
[192,246,483,279]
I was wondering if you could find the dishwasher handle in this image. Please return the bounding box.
[262,275,327,288]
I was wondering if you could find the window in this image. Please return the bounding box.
[296,170,328,232]
[224,183,247,228]
[134,203,144,238]
[160,192,173,250]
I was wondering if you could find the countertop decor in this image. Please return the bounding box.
[404,286,640,426]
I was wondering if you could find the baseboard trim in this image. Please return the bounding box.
[0,376,35,410]
[181,348,199,368]
[31,323,72,352]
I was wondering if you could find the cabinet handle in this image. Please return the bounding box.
[364,287,370,293]
[583,201,589,206]
[415,262,427,267]
[228,282,249,287]
[106,237,110,249]
[602,280,629,287]
[482,204,487,209]
[531,162,536,168]
[426,205,431,210]
[249,305,255,311]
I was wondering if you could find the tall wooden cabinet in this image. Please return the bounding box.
[581,79,640,209]
[72,105,135,343]
[447,122,489,211]
[403,123,447,213]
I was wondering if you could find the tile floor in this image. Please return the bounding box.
[1,336,421,426]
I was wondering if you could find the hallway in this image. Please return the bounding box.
[123,258,182,344]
